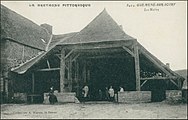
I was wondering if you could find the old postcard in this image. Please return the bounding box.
[1,1,187,119]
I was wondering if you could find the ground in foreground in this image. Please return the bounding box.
[1,102,187,119]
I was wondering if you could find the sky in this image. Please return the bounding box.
[1,1,187,71]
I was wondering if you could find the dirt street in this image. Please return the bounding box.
[1,102,187,119]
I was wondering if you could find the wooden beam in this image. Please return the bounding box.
[141,80,148,88]
[140,76,178,80]
[65,64,68,70]
[31,72,35,103]
[46,60,51,68]
[77,47,122,54]
[65,49,74,59]
[84,55,128,59]
[63,40,133,49]
[83,60,87,84]
[55,54,61,60]
[76,61,79,82]
[134,42,141,91]
[170,79,180,89]
[60,49,65,92]
[45,34,53,51]
[84,46,120,50]
[73,60,80,97]
[71,53,80,62]
[122,46,135,57]
[87,69,90,84]
[74,61,77,82]
[37,68,60,71]
[177,78,182,89]
[68,59,73,92]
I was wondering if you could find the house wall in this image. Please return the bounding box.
[1,39,42,103]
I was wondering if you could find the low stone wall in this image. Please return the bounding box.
[13,93,27,103]
[118,91,151,103]
[166,90,182,99]
[44,92,78,104]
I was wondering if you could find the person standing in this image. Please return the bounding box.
[99,89,103,101]
[83,85,89,101]
[48,86,58,104]
[108,86,115,101]
[119,87,124,92]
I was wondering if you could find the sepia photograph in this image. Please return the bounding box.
[1,1,187,119]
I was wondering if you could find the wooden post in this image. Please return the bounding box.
[31,73,35,103]
[83,60,87,84]
[75,60,79,83]
[3,70,9,102]
[68,58,73,92]
[87,69,90,84]
[134,42,141,91]
[60,49,65,92]
[177,79,182,90]
[32,73,35,93]
[75,60,80,97]
[46,60,51,68]
[5,78,9,101]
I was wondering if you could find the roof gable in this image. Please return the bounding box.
[63,9,135,44]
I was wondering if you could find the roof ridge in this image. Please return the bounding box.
[62,9,135,44]
[79,8,108,33]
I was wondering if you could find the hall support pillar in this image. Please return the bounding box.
[68,58,73,92]
[75,60,79,83]
[75,60,80,97]
[83,60,87,85]
[60,48,65,92]
[134,42,141,91]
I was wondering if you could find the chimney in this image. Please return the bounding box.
[166,63,170,68]
[40,23,52,34]
[119,25,123,30]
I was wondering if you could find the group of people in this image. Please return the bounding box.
[81,85,125,102]
[47,85,125,104]
[107,86,124,101]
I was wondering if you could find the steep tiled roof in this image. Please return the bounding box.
[62,9,135,45]
[11,32,76,74]
[1,5,50,50]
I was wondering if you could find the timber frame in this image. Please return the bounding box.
[57,39,182,93]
